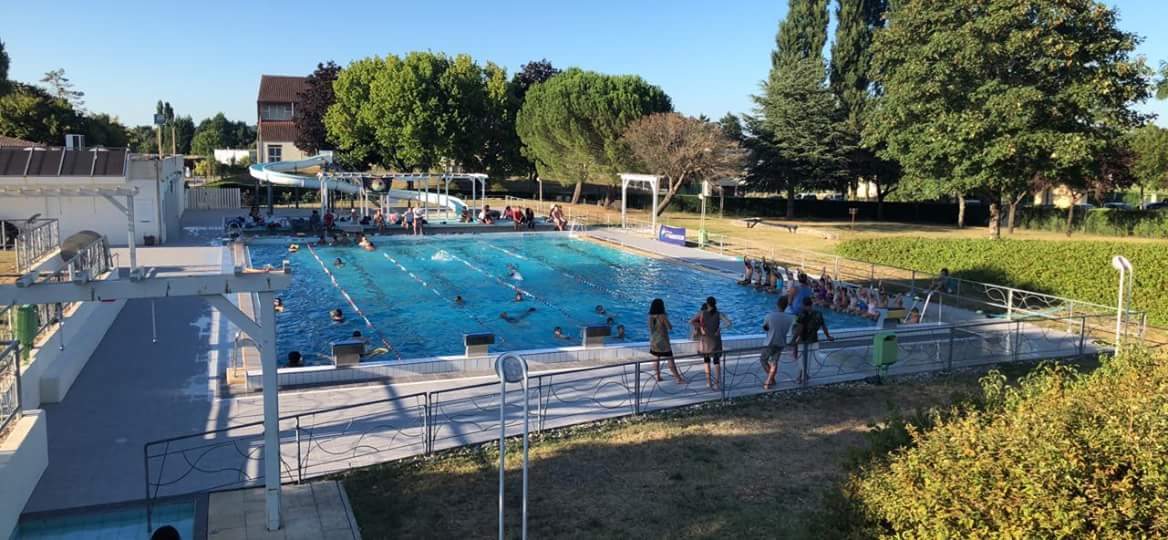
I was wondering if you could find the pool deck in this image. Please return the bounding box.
[23,222,1094,523]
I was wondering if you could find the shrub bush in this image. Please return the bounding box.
[836,238,1168,324]
[849,349,1168,537]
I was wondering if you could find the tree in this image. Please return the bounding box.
[1157,61,1168,101]
[508,59,562,180]
[40,68,84,111]
[515,68,673,203]
[830,0,899,219]
[0,82,82,144]
[511,59,560,100]
[621,113,744,215]
[0,39,9,95]
[191,113,252,157]
[294,61,340,154]
[127,125,156,153]
[1127,125,1168,205]
[773,0,830,64]
[325,52,512,174]
[82,113,128,147]
[867,0,1149,238]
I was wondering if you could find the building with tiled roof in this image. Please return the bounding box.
[256,75,309,164]
[0,135,43,148]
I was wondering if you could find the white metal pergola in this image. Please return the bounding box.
[619,173,660,234]
[0,184,143,270]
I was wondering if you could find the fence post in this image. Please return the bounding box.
[720,355,727,402]
[1011,321,1021,363]
[1078,316,1087,356]
[295,416,303,483]
[1007,289,1014,320]
[946,327,955,371]
[424,393,432,455]
[633,363,641,415]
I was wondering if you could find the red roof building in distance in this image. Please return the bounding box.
[256,75,308,164]
[0,135,44,148]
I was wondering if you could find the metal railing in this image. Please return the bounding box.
[143,311,1115,528]
[2,218,61,273]
[0,341,22,437]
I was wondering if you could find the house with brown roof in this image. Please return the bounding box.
[256,75,309,164]
[0,135,43,148]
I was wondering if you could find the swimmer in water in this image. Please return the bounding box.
[553,326,572,340]
[606,316,615,326]
[331,308,344,322]
[454,295,465,305]
[595,305,607,315]
[514,291,524,302]
[500,307,537,323]
[615,324,626,339]
[507,263,524,281]
[274,297,285,313]
[288,244,300,253]
[334,257,344,268]
[358,235,375,251]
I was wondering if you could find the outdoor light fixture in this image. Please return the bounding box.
[495,352,530,540]
[1111,255,1133,352]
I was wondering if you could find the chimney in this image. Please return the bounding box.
[64,134,85,150]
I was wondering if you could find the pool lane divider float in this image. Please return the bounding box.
[305,243,401,361]
[381,252,504,341]
[440,247,587,325]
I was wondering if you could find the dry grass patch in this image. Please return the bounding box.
[340,373,986,539]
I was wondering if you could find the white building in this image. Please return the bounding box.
[0,146,184,246]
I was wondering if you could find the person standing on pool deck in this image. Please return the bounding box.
[690,297,732,390]
[648,298,685,384]
[760,297,795,389]
[413,205,426,236]
[791,297,833,384]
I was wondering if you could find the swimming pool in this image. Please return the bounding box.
[250,234,872,365]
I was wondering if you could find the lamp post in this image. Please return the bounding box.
[1111,255,1133,352]
[495,353,530,540]
[699,180,709,247]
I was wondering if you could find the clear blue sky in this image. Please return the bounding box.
[3,0,1166,127]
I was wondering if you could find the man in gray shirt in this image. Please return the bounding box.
[760,296,796,389]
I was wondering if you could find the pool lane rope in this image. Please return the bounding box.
[305,243,401,361]
[441,247,587,326]
[382,252,502,340]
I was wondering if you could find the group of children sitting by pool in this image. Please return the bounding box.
[738,257,922,324]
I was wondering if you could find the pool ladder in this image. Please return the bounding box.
[228,331,257,387]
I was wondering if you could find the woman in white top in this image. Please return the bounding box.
[412,206,425,236]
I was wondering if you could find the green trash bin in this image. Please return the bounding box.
[15,304,39,360]
[872,331,898,375]
[698,229,709,247]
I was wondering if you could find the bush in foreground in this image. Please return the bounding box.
[836,238,1168,325]
[847,350,1168,537]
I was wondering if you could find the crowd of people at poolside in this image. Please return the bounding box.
[737,257,924,325]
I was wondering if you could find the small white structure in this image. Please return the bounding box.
[0,146,184,245]
[619,173,660,233]
[213,149,253,166]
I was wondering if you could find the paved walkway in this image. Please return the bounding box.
[207,481,360,540]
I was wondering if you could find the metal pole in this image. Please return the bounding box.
[256,291,282,531]
[1078,316,1087,356]
[633,364,641,415]
[498,380,506,540]
[295,416,302,483]
[522,375,529,540]
[1007,289,1014,320]
[946,327,955,371]
[150,300,157,343]
[126,195,138,273]
[1115,266,1125,352]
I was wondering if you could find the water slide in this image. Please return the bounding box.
[248,154,470,214]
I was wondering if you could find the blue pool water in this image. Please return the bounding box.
[250,234,871,364]
[18,502,195,539]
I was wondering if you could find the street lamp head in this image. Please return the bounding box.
[1111,255,1132,272]
[495,353,528,383]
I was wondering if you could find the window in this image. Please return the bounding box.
[267,144,282,163]
[260,103,293,121]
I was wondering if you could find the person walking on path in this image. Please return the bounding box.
[691,296,732,390]
[791,297,833,385]
[760,296,796,389]
[648,298,685,384]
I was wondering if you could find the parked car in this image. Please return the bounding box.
[1145,201,1168,210]
[1103,202,1133,210]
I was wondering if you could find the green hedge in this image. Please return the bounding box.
[836,238,1168,325]
[849,350,1168,537]
[1003,207,1168,238]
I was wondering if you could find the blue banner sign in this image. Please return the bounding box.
[658,224,687,246]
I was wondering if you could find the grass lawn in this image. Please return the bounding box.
[339,371,992,539]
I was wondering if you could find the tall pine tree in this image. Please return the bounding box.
[747,0,847,217]
[829,0,899,219]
